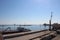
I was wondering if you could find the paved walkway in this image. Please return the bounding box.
[52,35,60,40]
[3,30,52,40]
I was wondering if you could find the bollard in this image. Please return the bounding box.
[0,32,3,40]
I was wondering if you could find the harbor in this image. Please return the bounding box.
[0,0,60,40]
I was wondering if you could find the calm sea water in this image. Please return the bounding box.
[21,25,49,31]
[0,25,49,31]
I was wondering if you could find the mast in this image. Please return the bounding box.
[49,12,53,31]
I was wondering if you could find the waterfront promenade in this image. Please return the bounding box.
[52,35,60,40]
[3,30,56,40]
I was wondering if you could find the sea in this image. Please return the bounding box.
[0,25,49,32]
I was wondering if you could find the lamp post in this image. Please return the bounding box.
[49,12,53,31]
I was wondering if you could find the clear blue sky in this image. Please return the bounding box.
[0,0,60,24]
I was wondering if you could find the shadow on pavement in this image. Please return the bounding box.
[40,35,56,40]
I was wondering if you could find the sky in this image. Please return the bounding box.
[0,0,60,24]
